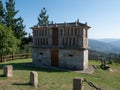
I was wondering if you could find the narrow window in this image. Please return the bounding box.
[66,29,68,36]
[64,28,66,36]
[71,28,73,36]
[37,30,38,36]
[60,29,63,36]
[48,29,50,36]
[40,52,43,55]
[43,30,45,36]
[45,29,47,36]
[38,30,39,36]
[68,28,69,36]
[39,30,41,36]
[75,28,77,36]
[41,30,43,36]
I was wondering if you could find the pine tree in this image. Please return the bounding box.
[37,7,49,26]
[5,0,27,51]
[5,0,26,39]
[0,0,5,23]
[0,24,19,55]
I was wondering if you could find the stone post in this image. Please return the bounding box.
[30,71,38,87]
[73,77,84,90]
[3,65,13,77]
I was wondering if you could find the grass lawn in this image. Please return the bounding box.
[0,58,120,90]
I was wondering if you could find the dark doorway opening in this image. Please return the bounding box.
[51,49,59,66]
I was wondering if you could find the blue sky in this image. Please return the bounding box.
[2,0,120,39]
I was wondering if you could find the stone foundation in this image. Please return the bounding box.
[33,48,88,70]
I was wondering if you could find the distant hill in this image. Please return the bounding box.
[89,39,120,54]
[97,39,119,43]
[97,39,120,48]
[109,40,120,48]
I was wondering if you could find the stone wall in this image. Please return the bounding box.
[32,48,51,67]
[59,49,84,70]
[32,48,88,70]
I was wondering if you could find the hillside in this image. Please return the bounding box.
[89,39,120,54]
[97,39,120,48]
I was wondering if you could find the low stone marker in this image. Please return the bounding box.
[73,77,84,90]
[30,71,38,87]
[3,65,13,77]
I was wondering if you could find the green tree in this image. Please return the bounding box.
[0,24,19,55]
[37,7,49,26]
[0,0,5,23]
[5,0,27,51]
[20,33,32,49]
[5,0,26,39]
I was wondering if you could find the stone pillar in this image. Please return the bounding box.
[3,65,13,77]
[30,71,38,87]
[73,77,84,90]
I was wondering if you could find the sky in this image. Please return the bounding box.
[2,0,120,39]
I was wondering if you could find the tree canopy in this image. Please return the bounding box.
[37,7,49,26]
[0,0,5,23]
[5,0,26,39]
[0,24,19,55]
[0,0,29,55]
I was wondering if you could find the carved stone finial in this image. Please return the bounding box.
[64,22,67,26]
[85,22,87,25]
[55,23,57,27]
[77,19,79,23]
[75,21,78,26]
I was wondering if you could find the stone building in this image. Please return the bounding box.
[31,20,91,70]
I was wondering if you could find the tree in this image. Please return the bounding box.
[0,0,5,23]
[5,0,27,51]
[0,24,19,55]
[37,7,49,26]
[5,0,26,39]
[20,33,33,49]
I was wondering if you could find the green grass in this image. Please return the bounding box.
[0,59,120,90]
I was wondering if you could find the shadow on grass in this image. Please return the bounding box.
[12,82,30,86]
[0,62,71,73]
[0,74,4,77]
